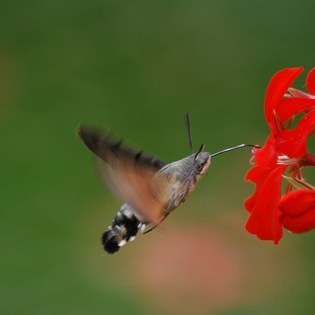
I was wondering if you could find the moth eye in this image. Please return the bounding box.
[196,163,204,173]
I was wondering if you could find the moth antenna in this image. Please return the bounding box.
[211,144,260,158]
[194,144,205,159]
[185,112,193,154]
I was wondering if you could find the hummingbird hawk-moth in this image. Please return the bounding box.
[78,114,255,254]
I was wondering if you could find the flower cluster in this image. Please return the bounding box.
[245,67,315,244]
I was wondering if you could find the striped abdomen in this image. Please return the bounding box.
[102,204,146,254]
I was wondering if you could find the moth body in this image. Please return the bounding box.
[101,152,211,253]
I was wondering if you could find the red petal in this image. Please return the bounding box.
[245,195,255,213]
[245,166,267,183]
[306,68,315,95]
[277,110,315,157]
[245,166,286,244]
[254,136,277,167]
[244,166,270,212]
[279,189,315,216]
[245,167,273,212]
[282,211,315,233]
[276,98,315,122]
[264,67,304,134]
[245,167,268,213]
[280,190,315,233]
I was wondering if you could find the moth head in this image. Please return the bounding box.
[194,144,211,175]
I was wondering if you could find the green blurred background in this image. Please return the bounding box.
[1,1,315,314]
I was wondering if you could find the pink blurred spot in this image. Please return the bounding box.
[125,218,303,315]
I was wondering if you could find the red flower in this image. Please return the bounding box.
[245,67,315,244]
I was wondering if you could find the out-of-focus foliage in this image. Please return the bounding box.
[0,1,314,314]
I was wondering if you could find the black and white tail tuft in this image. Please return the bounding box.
[101,204,146,254]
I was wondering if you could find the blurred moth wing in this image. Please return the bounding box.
[78,125,169,224]
[96,155,170,224]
